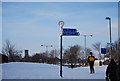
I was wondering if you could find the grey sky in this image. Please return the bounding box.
[1,2,119,57]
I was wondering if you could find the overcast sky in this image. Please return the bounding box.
[0,2,2,53]
[2,2,119,56]
[1,0,120,2]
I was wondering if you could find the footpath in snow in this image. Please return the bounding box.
[1,62,107,79]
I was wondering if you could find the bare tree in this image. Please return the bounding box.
[118,38,120,61]
[63,45,81,65]
[105,38,120,62]
[86,48,91,58]
[92,42,101,60]
[2,40,22,62]
[49,49,59,58]
[111,39,120,61]
[63,48,70,63]
[49,50,55,58]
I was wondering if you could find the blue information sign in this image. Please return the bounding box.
[63,28,80,36]
[101,48,106,54]
[107,43,114,46]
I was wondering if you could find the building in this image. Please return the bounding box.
[0,53,8,63]
[23,49,30,62]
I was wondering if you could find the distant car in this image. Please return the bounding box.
[39,59,43,63]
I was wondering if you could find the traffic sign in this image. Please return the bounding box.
[101,48,106,54]
[63,28,80,36]
[107,43,114,46]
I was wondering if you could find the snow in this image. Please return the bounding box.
[1,62,107,79]
[0,64,2,81]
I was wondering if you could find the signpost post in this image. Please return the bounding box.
[58,21,80,77]
[58,21,64,77]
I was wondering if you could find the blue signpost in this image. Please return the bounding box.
[101,48,106,54]
[63,28,80,36]
[101,48,107,64]
[107,43,114,46]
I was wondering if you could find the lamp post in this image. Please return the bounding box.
[41,45,53,54]
[105,17,112,44]
[105,17,112,59]
[81,35,93,60]
[58,21,64,77]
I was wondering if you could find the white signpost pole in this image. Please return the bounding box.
[58,21,64,77]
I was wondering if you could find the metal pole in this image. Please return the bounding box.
[109,19,112,44]
[109,19,112,59]
[58,21,64,77]
[81,35,92,60]
[106,17,112,59]
[84,35,87,59]
[46,46,48,55]
[60,34,62,77]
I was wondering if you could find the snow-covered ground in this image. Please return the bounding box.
[0,63,2,81]
[1,62,107,79]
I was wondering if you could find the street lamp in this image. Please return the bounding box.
[41,45,53,54]
[105,17,112,59]
[58,21,64,77]
[105,17,112,43]
[81,34,93,60]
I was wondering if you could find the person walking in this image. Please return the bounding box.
[116,60,120,81]
[88,52,95,74]
[106,59,117,81]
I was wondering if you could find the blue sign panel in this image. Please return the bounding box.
[107,43,114,46]
[101,48,106,54]
[63,28,80,36]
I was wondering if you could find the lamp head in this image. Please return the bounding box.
[90,35,93,37]
[105,17,111,20]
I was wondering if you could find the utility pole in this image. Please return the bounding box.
[81,35,93,60]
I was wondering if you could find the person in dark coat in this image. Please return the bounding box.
[88,52,95,74]
[116,60,120,81]
[106,59,117,81]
